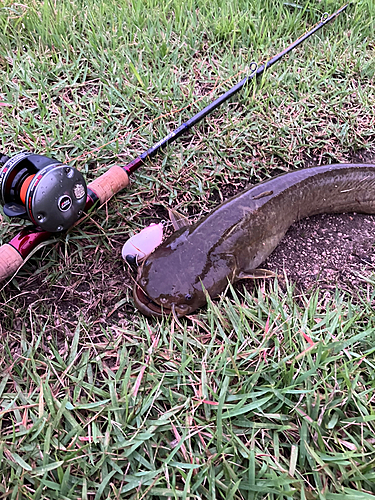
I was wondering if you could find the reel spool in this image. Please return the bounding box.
[0,152,87,232]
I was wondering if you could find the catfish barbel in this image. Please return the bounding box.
[134,163,375,317]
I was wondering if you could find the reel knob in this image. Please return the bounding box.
[0,152,87,232]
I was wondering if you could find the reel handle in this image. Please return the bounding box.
[88,165,129,204]
[0,244,24,283]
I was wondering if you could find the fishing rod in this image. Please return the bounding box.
[0,3,349,283]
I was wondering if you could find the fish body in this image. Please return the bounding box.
[134,163,375,317]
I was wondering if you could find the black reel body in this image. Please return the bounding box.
[0,152,87,232]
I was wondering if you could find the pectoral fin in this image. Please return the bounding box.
[238,268,277,279]
[168,208,191,230]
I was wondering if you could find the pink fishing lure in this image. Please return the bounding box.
[122,223,164,262]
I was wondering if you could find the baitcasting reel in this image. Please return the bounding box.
[0,151,87,232]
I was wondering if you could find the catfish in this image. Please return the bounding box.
[134,164,375,317]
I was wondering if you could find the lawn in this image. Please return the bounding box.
[1,0,375,498]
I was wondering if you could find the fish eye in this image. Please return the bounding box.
[185,294,192,301]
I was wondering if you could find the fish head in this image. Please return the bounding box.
[132,226,237,318]
[133,244,207,317]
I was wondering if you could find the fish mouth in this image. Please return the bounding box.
[133,285,191,318]
[133,285,171,317]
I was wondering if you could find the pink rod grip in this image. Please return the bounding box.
[0,244,24,282]
[88,166,129,204]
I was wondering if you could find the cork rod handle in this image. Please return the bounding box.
[0,244,24,283]
[88,165,129,205]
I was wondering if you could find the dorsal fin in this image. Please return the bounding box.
[168,208,191,230]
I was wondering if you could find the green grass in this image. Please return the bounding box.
[1,0,375,498]
[2,284,375,499]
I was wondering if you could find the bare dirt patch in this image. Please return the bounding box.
[264,212,375,296]
[262,148,375,297]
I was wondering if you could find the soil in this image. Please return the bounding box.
[264,211,375,296]
[261,148,375,298]
[256,148,375,299]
